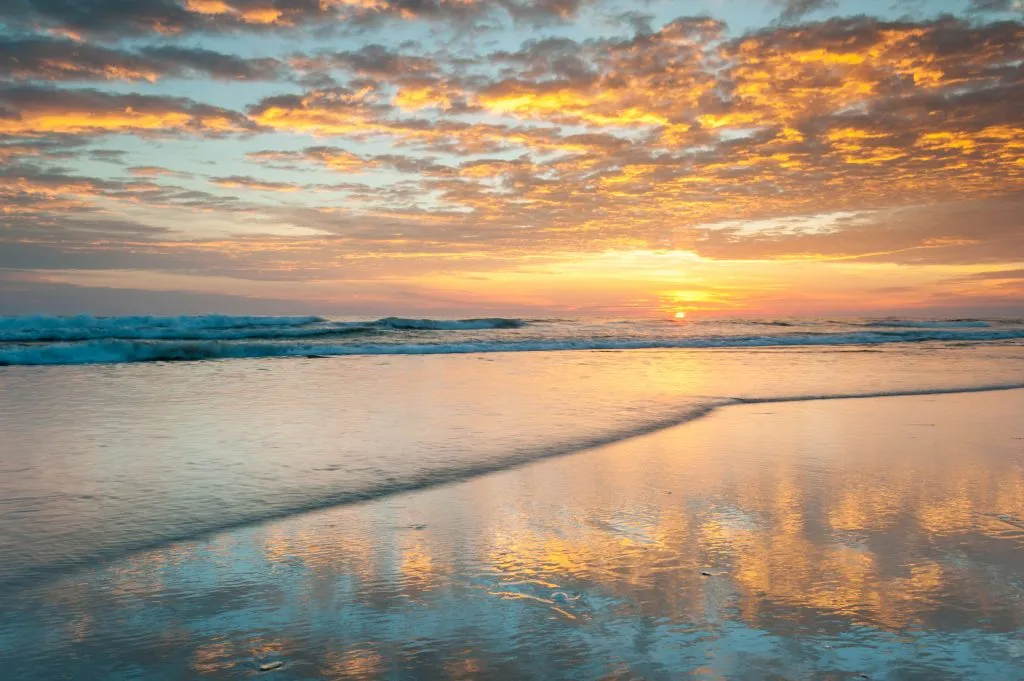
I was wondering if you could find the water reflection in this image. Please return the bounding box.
[2,391,1023,679]
[2,345,1023,588]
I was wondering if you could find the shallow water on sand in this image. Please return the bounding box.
[1,390,1022,680]
[1,344,1023,589]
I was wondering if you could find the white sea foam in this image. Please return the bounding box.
[0,314,526,343]
[862,319,991,329]
[0,314,328,342]
[2,327,1023,365]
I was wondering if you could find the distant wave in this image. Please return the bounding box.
[0,314,525,343]
[0,314,327,342]
[3,328,1024,365]
[375,317,526,330]
[863,319,991,329]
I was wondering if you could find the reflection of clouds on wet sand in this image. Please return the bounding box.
[8,344,1019,590]
[3,390,1024,679]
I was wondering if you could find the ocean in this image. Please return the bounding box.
[1,315,1023,678]
[1,314,1022,591]
[0,314,1021,364]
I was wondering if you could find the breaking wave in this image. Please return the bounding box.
[2,327,1024,366]
[375,317,526,330]
[862,319,991,329]
[0,314,525,343]
[0,314,326,342]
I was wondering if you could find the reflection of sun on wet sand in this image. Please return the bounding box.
[4,390,1024,679]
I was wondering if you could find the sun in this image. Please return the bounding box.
[674,311,687,319]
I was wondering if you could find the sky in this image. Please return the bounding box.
[0,0,1022,317]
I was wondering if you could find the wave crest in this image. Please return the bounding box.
[0,314,526,343]
[3,327,1023,366]
[376,317,526,330]
[0,314,327,342]
[863,319,991,329]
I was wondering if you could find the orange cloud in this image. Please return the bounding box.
[129,166,190,178]
[393,84,454,111]
[0,85,250,136]
[184,0,233,13]
[182,1,285,24]
[212,176,304,192]
[8,0,580,40]
[2,13,1021,316]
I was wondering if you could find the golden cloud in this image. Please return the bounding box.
[0,85,251,136]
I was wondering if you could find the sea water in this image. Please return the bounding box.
[0,314,1022,364]
[1,315,1023,591]
[1,387,1023,680]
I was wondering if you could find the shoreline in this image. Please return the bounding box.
[3,388,1023,679]
[3,382,1024,594]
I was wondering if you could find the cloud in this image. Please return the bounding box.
[291,44,439,82]
[247,145,379,172]
[211,175,305,191]
[88,149,130,163]
[0,277,322,316]
[472,15,1024,139]
[0,83,253,136]
[490,36,598,80]
[128,165,191,177]
[693,196,1024,265]
[968,0,1024,13]
[238,15,1024,262]
[5,0,592,39]
[0,161,140,218]
[772,0,837,23]
[246,83,629,155]
[0,36,163,82]
[137,45,285,80]
[0,195,527,282]
[0,134,88,161]
[0,36,286,82]
[0,161,248,230]
[2,10,1022,307]
[478,18,725,130]
[246,85,395,137]
[246,145,455,175]
[952,268,1024,281]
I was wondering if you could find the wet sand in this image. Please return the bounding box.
[3,389,1024,680]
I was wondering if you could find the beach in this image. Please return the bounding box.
[2,387,1022,680]
[3,0,1022,675]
